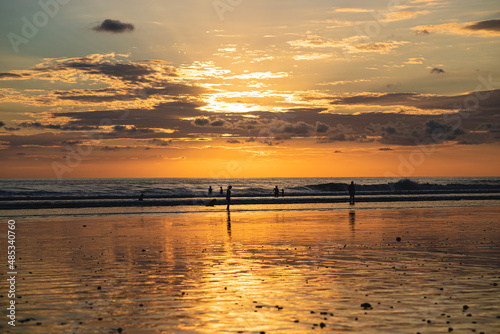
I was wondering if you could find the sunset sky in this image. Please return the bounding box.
[0,0,499,178]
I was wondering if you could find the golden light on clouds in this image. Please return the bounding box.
[412,21,500,37]
[0,1,499,177]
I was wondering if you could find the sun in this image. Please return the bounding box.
[201,96,258,113]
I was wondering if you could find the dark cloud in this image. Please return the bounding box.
[266,120,315,137]
[111,125,156,135]
[315,122,329,133]
[54,82,204,103]
[425,120,452,134]
[54,101,206,130]
[0,121,5,128]
[193,118,210,126]
[0,73,22,79]
[65,63,153,83]
[148,139,170,146]
[261,139,277,146]
[92,19,135,33]
[317,132,346,142]
[226,139,241,144]
[234,118,264,130]
[331,90,500,112]
[29,57,181,85]
[317,132,371,143]
[284,121,314,134]
[430,67,446,74]
[19,121,99,131]
[416,29,430,35]
[385,126,396,135]
[62,140,84,146]
[463,19,500,32]
[210,119,226,127]
[0,133,86,147]
[19,91,499,148]
[375,119,469,146]
[191,117,227,127]
[101,145,131,151]
[379,148,393,151]
[457,131,494,145]
[51,101,212,142]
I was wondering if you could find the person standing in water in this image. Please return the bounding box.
[273,185,279,197]
[220,186,223,195]
[208,186,212,195]
[348,181,356,205]
[226,185,232,211]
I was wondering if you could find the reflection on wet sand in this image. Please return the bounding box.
[2,207,499,334]
[349,210,356,236]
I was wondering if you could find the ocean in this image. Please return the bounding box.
[1,177,499,218]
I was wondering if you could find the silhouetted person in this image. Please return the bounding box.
[226,185,232,211]
[348,181,355,205]
[220,186,223,195]
[273,185,279,197]
[208,186,212,195]
[138,192,144,201]
[281,189,284,197]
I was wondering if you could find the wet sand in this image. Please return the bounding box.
[1,206,499,333]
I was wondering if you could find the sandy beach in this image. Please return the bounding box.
[1,206,499,333]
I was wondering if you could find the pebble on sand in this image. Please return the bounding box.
[361,303,372,310]
[396,237,401,242]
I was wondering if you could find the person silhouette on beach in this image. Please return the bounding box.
[348,181,356,205]
[226,185,232,211]
[281,189,284,197]
[208,186,212,195]
[138,192,144,201]
[220,186,223,195]
[273,186,279,197]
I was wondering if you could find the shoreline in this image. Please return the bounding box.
[1,195,499,212]
[2,199,500,221]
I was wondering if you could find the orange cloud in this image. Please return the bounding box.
[412,19,500,37]
[405,57,426,64]
[383,10,430,22]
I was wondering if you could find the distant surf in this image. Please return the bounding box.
[0,177,499,210]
